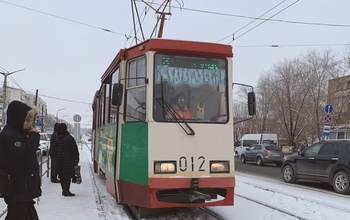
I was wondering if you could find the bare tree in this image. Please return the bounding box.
[256,50,341,146]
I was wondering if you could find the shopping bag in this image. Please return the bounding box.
[0,169,14,198]
[73,165,82,184]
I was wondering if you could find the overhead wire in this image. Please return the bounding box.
[234,43,350,48]
[137,0,350,28]
[0,0,127,37]
[2,0,350,44]
[217,0,288,43]
[228,0,300,43]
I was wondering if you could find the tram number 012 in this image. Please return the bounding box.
[179,156,205,172]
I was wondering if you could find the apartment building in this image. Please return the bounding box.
[0,87,47,129]
[327,75,350,139]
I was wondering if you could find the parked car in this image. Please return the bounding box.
[39,132,50,156]
[240,143,283,167]
[235,133,278,157]
[281,140,350,194]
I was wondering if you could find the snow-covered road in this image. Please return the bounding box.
[1,145,349,220]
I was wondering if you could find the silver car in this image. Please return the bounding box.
[39,132,50,156]
[241,143,283,167]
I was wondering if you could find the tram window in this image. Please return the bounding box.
[126,56,146,122]
[153,53,229,123]
[110,67,120,123]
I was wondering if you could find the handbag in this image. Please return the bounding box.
[73,165,82,184]
[0,169,14,198]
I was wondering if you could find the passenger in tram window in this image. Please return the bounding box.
[170,92,192,119]
[0,100,41,220]
[49,123,60,183]
[56,123,80,197]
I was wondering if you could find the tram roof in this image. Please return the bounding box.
[100,38,233,82]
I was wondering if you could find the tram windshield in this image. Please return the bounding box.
[153,53,229,123]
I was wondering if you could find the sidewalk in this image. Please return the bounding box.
[0,145,129,220]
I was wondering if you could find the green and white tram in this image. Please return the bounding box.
[91,38,252,209]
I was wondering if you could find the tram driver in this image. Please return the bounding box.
[169,92,192,119]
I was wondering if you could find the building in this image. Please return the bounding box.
[327,75,350,139]
[0,86,47,130]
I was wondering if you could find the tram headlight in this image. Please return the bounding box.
[210,161,230,173]
[154,161,176,174]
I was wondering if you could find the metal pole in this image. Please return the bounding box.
[56,108,65,122]
[0,68,25,127]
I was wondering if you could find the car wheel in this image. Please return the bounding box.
[241,155,246,164]
[333,171,350,194]
[282,164,297,183]
[256,157,263,166]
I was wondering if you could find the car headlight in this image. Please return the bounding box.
[154,161,176,174]
[210,161,230,173]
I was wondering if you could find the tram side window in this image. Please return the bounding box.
[126,56,146,122]
[104,83,111,124]
[110,67,120,123]
[99,87,106,126]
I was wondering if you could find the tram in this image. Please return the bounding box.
[91,38,254,210]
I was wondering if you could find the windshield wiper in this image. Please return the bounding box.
[156,97,195,136]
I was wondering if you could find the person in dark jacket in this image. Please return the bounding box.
[56,123,79,196]
[0,100,41,220]
[49,123,60,183]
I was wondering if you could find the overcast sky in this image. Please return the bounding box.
[1,0,349,127]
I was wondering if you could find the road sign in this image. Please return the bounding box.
[324,104,333,113]
[324,114,332,123]
[323,123,331,136]
[73,114,81,123]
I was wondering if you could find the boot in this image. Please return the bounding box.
[60,181,66,196]
[64,179,75,197]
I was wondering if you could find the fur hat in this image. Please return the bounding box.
[23,106,38,130]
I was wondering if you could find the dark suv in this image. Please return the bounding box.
[281,140,350,194]
[241,143,283,167]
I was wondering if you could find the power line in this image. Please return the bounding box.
[217,0,288,43]
[234,43,350,48]
[3,0,350,40]
[38,94,91,105]
[228,0,300,43]
[0,0,129,37]
[157,1,350,28]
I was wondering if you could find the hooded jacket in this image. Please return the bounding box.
[0,100,41,203]
[56,123,79,179]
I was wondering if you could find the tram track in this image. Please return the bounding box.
[237,178,350,215]
[235,193,305,220]
[198,207,225,220]
[122,205,225,220]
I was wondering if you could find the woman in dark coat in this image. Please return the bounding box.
[56,123,79,196]
[0,100,41,220]
[49,122,60,183]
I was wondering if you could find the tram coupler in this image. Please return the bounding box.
[191,178,199,190]
[189,190,212,202]
[189,178,211,201]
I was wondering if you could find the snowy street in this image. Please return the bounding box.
[1,144,349,220]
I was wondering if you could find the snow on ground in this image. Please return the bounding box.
[1,143,350,220]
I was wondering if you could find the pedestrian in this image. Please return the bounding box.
[49,123,60,183]
[0,100,41,220]
[56,123,79,196]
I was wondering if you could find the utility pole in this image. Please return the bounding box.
[0,68,25,127]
